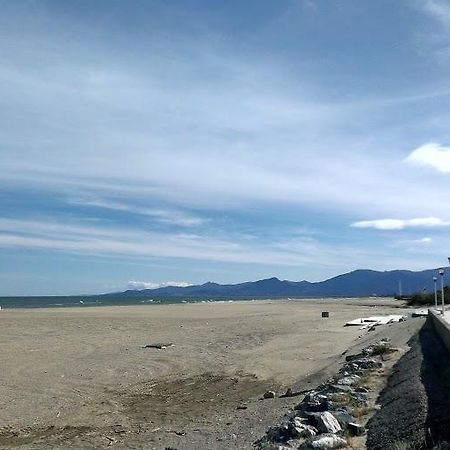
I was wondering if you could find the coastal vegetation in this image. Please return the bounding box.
[402,286,450,306]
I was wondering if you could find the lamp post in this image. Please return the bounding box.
[433,276,438,310]
[439,268,445,315]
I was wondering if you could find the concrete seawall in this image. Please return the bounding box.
[428,309,450,352]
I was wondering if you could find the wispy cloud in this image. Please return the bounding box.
[70,198,206,226]
[0,217,418,273]
[0,218,317,266]
[351,217,450,230]
[421,0,450,25]
[415,0,450,60]
[406,142,450,173]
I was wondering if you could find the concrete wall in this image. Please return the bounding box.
[428,309,450,353]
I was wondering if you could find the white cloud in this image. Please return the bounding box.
[351,217,450,230]
[127,280,192,290]
[406,142,450,173]
[414,237,433,243]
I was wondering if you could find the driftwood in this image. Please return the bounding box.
[142,342,174,349]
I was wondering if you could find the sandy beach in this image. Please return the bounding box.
[0,298,411,449]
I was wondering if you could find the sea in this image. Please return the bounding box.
[0,295,285,309]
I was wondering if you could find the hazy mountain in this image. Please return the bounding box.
[103,268,449,298]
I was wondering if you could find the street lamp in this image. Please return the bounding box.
[439,268,445,315]
[433,276,438,310]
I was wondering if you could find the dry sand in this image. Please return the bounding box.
[0,298,410,449]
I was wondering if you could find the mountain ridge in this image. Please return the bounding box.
[102,268,449,298]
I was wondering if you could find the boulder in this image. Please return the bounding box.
[332,409,356,428]
[266,423,291,442]
[336,375,360,386]
[350,392,368,406]
[354,358,382,370]
[310,411,342,434]
[291,417,308,427]
[290,423,317,438]
[302,391,318,403]
[348,422,365,436]
[289,418,318,438]
[327,384,353,393]
[345,352,364,362]
[300,433,347,449]
[297,392,330,412]
[297,398,330,413]
[264,390,276,399]
[355,386,369,393]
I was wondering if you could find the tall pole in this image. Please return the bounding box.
[439,268,445,315]
[434,276,438,310]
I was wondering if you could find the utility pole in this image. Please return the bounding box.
[439,268,445,315]
[434,276,438,310]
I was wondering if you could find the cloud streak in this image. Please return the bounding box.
[69,198,206,227]
[0,218,321,266]
[351,217,450,230]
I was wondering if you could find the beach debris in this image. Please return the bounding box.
[284,388,294,397]
[300,433,347,449]
[236,404,248,410]
[165,429,186,436]
[264,390,276,399]
[105,436,118,446]
[345,314,406,327]
[142,343,174,349]
[112,424,126,434]
[280,387,307,398]
[321,311,330,318]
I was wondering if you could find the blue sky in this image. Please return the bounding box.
[2,0,450,295]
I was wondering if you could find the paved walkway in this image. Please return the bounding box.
[438,310,450,324]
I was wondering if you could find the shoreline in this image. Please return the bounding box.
[0,296,401,310]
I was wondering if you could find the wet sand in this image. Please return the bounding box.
[0,298,409,449]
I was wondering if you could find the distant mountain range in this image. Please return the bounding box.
[102,269,450,299]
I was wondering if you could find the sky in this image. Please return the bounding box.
[2,0,450,295]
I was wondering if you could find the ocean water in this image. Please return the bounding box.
[0,295,275,309]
